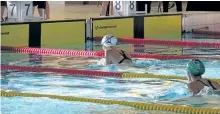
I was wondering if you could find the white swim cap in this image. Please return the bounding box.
[101,34,117,46]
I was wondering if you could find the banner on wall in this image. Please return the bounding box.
[92,18,134,52]
[144,15,181,40]
[41,20,86,49]
[1,24,29,46]
[144,15,182,55]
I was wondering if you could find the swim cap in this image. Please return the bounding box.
[101,34,117,46]
[187,59,205,76]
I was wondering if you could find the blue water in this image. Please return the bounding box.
[2,97,184,114]
[1,71,190,114]
[1,72,188,101]
[1,97,135,114]
[1,52,220,114]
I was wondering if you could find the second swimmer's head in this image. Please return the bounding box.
[186,59,205,77]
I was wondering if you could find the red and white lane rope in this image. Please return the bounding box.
[2,64,220,82]
[1,64,123,77]
[1,46,104,57]
[93,37,220,48]
[2,46,220,60]
[192,30,220,35]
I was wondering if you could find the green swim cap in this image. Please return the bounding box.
[187,59,205,76]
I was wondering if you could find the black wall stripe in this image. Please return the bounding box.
[29,22,41,48]
[133,16,145,53]
[28,22,42,63]
[133,16,144,38]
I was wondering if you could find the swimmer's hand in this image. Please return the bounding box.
[97,58,107,66]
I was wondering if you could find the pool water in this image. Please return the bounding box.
[1,71,188,100]
[1,52,220,114]
[2,52,220,78]
[1,97,181,114]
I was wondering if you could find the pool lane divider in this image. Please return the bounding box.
[93,37,220,48]
[1,64,220,83]
[2,46,220,60]
[192,30,220,36]
[1,64,122,77]
[1,90,220,114]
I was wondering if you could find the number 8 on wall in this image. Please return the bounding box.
[113,1,137,16]
[113,1,123,16]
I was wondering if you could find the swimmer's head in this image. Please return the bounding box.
[187,59,205,77]
[101,34,117,47]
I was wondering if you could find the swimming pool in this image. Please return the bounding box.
[1,49,220,114]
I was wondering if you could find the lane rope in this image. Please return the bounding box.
[1,64,123,78]
[2,46,220,60]
[1,91,220,114]
[192,30,220,36]
[93,37,220,48]
[2,64,220,83]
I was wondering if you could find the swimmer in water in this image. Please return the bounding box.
[186,59,220,95]
[97,34,132,66]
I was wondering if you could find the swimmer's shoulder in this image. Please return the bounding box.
[105,50,114,58]
[189,79,207,87]
[201,78,220,90]
[187,82,203,95]
[187,82,196,90]
[105,49,113,54]
[188,79,220,95]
